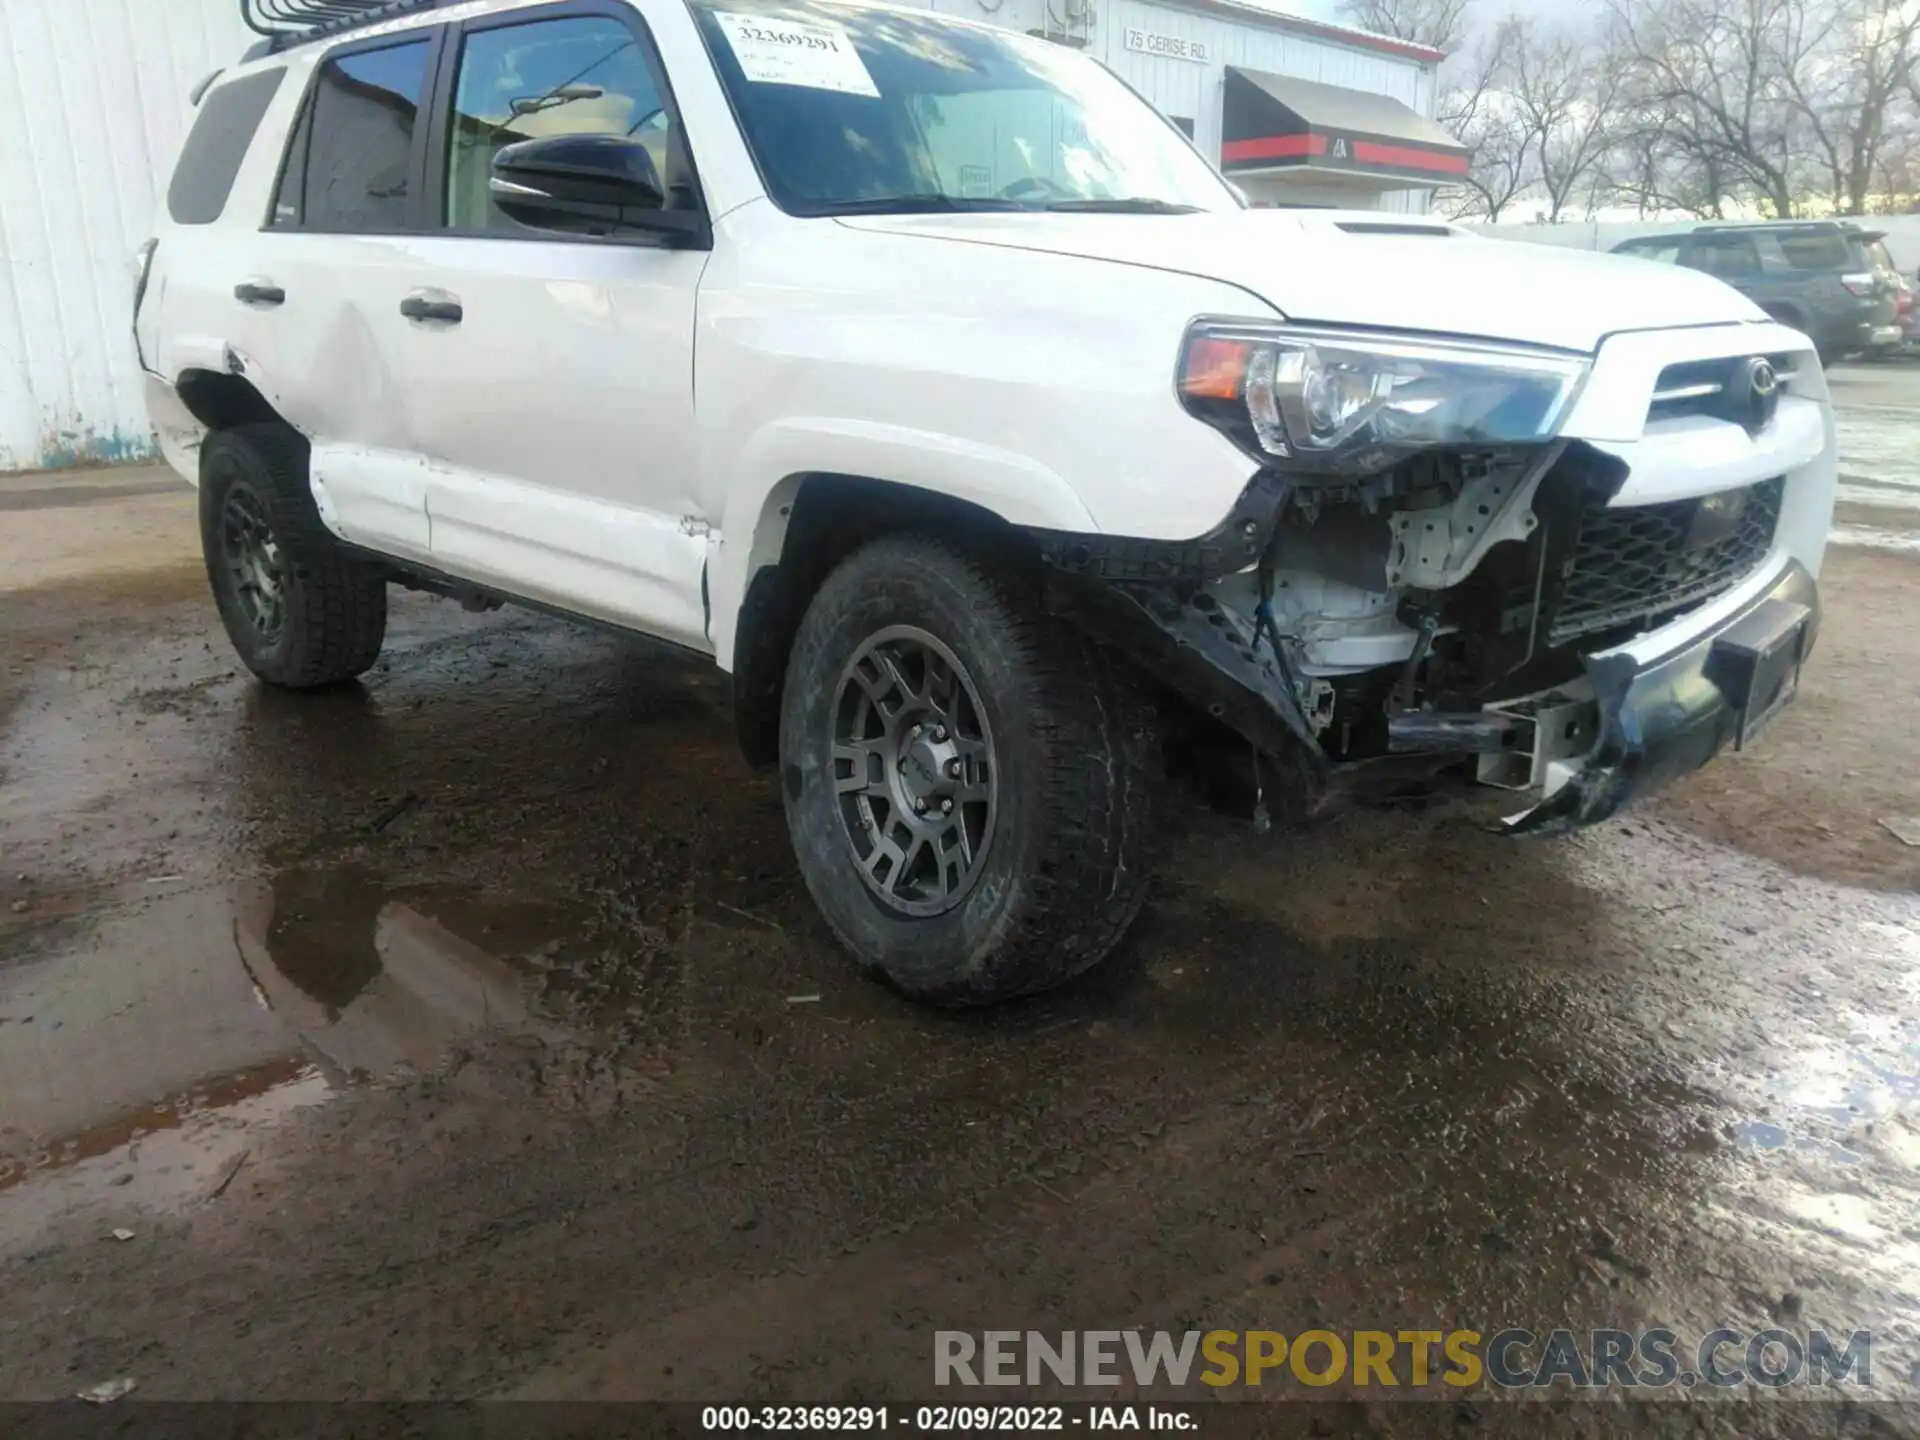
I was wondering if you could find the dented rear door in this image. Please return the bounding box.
[236,28,451,563]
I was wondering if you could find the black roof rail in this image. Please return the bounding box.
[1694,219,1854,234]
[239,0,444,54]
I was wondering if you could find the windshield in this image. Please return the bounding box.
[690,0,1240,216]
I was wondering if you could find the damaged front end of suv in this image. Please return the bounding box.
[1037,320,1830,832]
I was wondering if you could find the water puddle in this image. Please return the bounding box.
[234,867,573,1080]
[0,867,588,1234]
[1714,920,1920,1172]
[1731,1121,1863,1165]
[1830,523,1920,554]
[1838,477,1920,512]
[1781,1188,1889,1247]
[0,1062,333,1241]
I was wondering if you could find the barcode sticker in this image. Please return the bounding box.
[714,13,879,97]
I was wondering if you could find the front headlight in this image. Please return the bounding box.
[1177,322,1589,477]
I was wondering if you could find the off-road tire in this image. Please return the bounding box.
[199,423,387,688]
[779,535,1159,1007]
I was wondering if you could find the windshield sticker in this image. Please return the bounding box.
[713,13,879,97]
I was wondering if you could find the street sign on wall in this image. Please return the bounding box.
[1123,27,1208,62]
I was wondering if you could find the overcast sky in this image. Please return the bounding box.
[1301,0,1565,42]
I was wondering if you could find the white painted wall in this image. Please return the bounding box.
[0,0,251,472]
[1472,217,1920,276]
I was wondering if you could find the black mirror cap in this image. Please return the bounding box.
[488,133,705,243]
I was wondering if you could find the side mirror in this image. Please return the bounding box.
[489,133,695,239]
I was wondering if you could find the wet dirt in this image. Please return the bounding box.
[2,471,1919,1434]
[1654,547,1920,892]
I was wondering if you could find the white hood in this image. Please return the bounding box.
[837,210,1764,354]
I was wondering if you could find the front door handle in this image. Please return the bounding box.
[400,292,464,325]
[234,281,285,306]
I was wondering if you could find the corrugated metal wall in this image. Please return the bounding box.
[1097,0,1429,162]
[0,0,249,472]
[0,0,1433,473]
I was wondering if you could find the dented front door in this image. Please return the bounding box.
[390,233,709,649]
[391,6,711,653]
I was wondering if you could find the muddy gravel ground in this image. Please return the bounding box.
[3,398,1920,1436]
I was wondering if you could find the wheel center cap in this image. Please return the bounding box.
[898,735,957,807]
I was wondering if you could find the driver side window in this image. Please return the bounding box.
[445,14,685,232]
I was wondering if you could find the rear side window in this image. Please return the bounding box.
[1617,240,1681,265]
[167,69,287,225]
[283,39,434,231]
[1682,238,1760,279]
[1776,233,1854,271]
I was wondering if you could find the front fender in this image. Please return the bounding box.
[705,417,1099,675]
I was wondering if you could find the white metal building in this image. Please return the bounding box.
[0,0,1449,473]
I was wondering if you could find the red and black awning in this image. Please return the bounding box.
[1221,67,1468,187]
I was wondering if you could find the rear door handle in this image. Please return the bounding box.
[234,281,285,306]
[400,292,463,325]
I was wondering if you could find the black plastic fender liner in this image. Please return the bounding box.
[1041,569,1331,779]
[1031,472,1286,585]
[1031,469,1333,790]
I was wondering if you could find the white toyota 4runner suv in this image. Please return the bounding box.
[140,0,1837,1006]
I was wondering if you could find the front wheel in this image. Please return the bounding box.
[779,536,1159,1007]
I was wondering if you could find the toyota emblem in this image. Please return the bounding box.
[1743,356,1781,433]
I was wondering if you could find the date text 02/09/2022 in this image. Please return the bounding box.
[699,1405,1198,1431]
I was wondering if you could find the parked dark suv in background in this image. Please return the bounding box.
[1613,221,1901,364]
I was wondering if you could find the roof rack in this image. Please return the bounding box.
[240,0,443,54]
[1694,219,1860,233]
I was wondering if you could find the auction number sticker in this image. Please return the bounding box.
[713,12,879,96]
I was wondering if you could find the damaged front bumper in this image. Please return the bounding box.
[1036,437,1823,835]
[1496,559,1819,834]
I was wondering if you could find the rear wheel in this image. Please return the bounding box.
[779,535,1159,1007]
[199,423,387,688]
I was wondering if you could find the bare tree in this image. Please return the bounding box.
[1871,108,1920,212]
[1602,117,1743,216]
[1597,0,1920,217]
[1451,108,1537,219]
[1778,0,1920,214]
[1338,0,1472,51]
[1356,0,1920,221]
[1401,0,1920,220]
[1607,0,1805,218]
[1432,19,1534,220]
[1505,17,1626,221]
